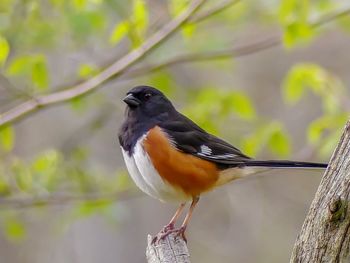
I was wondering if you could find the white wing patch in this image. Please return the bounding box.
[200,145,212,155]
[197,144,236,160]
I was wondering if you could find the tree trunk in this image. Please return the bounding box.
[290,121,350,262]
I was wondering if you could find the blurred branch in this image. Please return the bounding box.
[0,73,34,110]
[312,5,350,27]
[123,36,280,78]
[0,0,207,128]
[0,73,20,96]
[0,73,36,100]
[190,0,240,23]
[1,3,350,128]
[0,190,140,209]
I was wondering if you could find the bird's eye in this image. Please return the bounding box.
[144,93,152,100]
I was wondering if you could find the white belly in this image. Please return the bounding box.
[121,136,190,203]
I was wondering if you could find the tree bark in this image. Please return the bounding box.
[290,121,350,262]
[146,233,190,263]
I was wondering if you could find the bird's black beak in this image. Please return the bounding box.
[123,93,141,107]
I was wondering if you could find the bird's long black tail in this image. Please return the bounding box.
[215,159,327,186]
[244,160,328,169]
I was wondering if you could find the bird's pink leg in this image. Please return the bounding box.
[152,203,186,244]
[173,196,199,242]
[162,202,186,232]
[156,197,199,243]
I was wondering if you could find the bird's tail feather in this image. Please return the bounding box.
[215,160,327,187]
[244,160,327,169]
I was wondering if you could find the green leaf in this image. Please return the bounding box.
[70,97,88,113]
[278,0,314,47]
[319,129,342,157]
[133,0,148,35]
[32,56,49,91]
[307,118,326,144]
[0,168,10,196]
[226,91,256,120]
[170,0,195,39]
[69,11,106,41]
[170,0,189,16]
[78,63,98,78]
[31,150,62,191]
[241,135,260,156]
[184,88,257,136]
[241,122,290,157]
[3,218,26,241]
[283,63,347,116]
[73,0,87,10]
[32,150,60,173]
[283,22,313,47]
[283,68,305,104]
[0,35,9,66]
[307,114,348,144]
[14,166,32,192]
[181,23,196,39]
[283,63,327,104]
[0,125,14,152]
[268,128,291,157]
[109,21,129,45]
[7,54,50,91]
[7,55,33,76]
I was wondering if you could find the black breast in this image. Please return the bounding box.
[118,110,166,155]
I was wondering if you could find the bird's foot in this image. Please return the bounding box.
[151,222,174,244]
[161,222,175,233]
[151,226,187,244]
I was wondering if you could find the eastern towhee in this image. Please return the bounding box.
[118,86,327,241]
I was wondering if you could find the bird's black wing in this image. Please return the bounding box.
[159,114,251,167]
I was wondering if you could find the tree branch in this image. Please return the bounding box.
[290,121,350,262]
[190,0,240,23]
[0,190,139,209]
[0,0,207,127]
[312,5,350,28]
[123,36,280,78]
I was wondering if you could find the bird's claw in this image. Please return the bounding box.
[162,222,175,233]
[151,226,187,244]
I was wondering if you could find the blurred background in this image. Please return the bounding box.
[0,0,349,262]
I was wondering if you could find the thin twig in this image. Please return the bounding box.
[123,36,280,78]
[0,74,25,96]
[190,0,240,23]
[312,5,350,27]
[0,190,140,209]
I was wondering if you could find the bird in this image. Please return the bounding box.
[118,85,328,242]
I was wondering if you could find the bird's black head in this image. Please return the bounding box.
[122,86,175,118]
